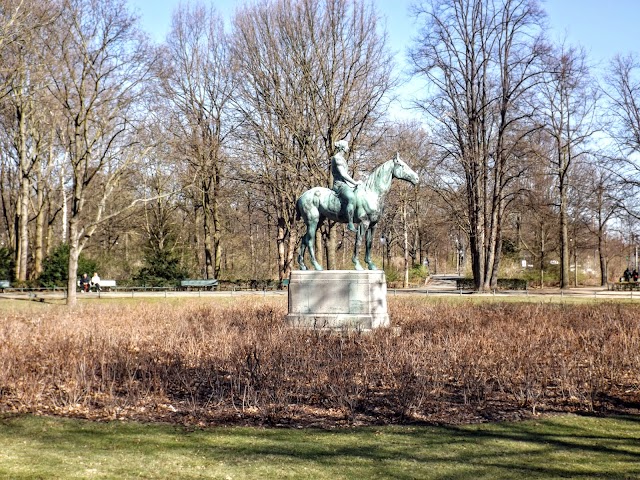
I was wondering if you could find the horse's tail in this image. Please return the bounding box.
[295,193,309,221]
[295,196,301,221]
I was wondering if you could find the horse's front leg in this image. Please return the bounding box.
[364,224,378,270]
[352,223,364,270]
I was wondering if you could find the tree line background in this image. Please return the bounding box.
[1,0,640,304]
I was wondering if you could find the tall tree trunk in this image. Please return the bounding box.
[402,200,409,288]
[16,106,29,282]
[66,219,80,306]
[203,185,214,280]
[598,227,607,286]
[202,172,222,280]
[485,202,499,289]
[212,188,222,279]
[284,227,296,285]
[33,185,45,279]
[490,231,503,288]
[277,216,286,282]
[539,223,545,288]
[559,164,570,289]
[16,175,29,282]
[249,204,256,279]
[469,178,485,290]
[60,165,67,243]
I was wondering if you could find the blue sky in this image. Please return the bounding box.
[128,0,640,117]
[128,0,640,65]
[544,0,640,65]
[128,0,415,56]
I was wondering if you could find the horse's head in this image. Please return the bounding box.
[392,153,419,185]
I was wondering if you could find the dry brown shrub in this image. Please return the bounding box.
[0,298,639,426]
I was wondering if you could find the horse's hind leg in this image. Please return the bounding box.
[298,236,308,270]
[299,208,323,270]
[305,218,323,271]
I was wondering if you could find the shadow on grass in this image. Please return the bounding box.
[0,413,639,479]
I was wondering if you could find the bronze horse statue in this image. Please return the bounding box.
[296,154,419,270]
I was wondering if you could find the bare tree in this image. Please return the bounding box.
[580,164,623,285]
[231,0,395,280]
[518,135,559,287]
[410,0,546,289]
[44,0,154,305]
[370,122,432,283]
[160,2,237,280]
[0,126,18,252]
[537,44,599,288]
[0,0,45,99]
[605,53,640,220]
[0,0,56,281]
[607,54,640,155]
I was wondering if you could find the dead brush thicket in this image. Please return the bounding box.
[0,298,639,426]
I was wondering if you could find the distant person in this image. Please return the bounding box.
[91,272,101,292]
[633,269,638,282]
[79,273,90,292]
[623,268,631,282]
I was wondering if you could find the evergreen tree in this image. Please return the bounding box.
[39,244,98,288]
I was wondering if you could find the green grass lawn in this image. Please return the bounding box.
[1,414,639,479]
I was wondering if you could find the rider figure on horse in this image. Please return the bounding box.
[331,140,362,232]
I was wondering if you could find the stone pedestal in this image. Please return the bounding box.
[286,270,389,330]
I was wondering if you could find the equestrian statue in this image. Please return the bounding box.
[296,140,419,271]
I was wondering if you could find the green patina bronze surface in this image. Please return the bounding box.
[296,142,419,271]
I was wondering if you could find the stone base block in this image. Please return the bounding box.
[286,270,389,330]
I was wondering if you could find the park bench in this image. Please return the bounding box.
[608,281,640,291]
[78,278,116,292]
[0,280,9,292]
[180,279,219,291]
[456,278,528,290]
[96,280,116,292]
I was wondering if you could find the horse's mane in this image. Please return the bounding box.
[363,158,394,192]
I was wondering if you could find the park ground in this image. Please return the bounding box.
[1,413,639,479]
[1,286,639,478]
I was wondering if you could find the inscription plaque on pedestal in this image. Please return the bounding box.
[286,270,389,330]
